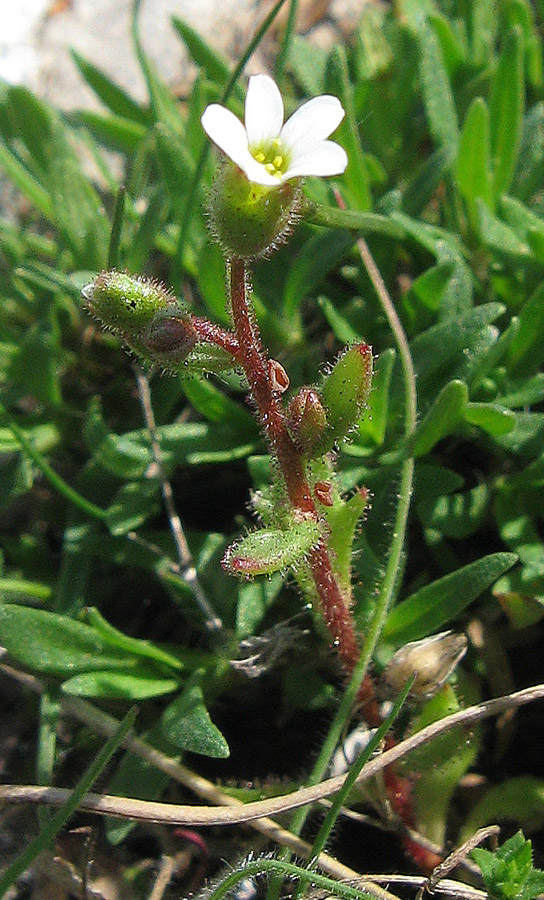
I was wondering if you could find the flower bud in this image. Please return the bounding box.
[287,387,328,455]
[223,519,321,579]
[82,270,178,337]
[382,631,468,700]
[207,161,302,259]
[318,343,373,452]
[136,310,197,369]
[82,270,199,371]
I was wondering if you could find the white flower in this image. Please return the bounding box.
[201,74,348,187]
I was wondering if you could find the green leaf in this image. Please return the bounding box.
[383,552,518,643]
[195,240,231,325]
[0,605,145,676]
[154,123,195,206]
[418,22,459,152]
[7,85,52,170]
[290,37,329,94]
[326,489,368,594]
[355,4,393,79]
[83,607,183,670]
[411,303,505,394]
[463,780,544,839]
[236,575,284,639]
[401,262,455,333]
[318,296,360,344]
[94,422,259,479]
[105,480,161,535]
[161,672,229,758]
[472,831,544,900]
[71,51,152,126]
[402,147,455,217]
[307,205,405,238]
[477,200,530,259]
[48,147,110,268]
[133,23,184,135]
[428,12,466,75]
[182,376,256,429]
[457,97,493,224]
[0,144,53,218]
[514,101,544,201]
[405,684,480,846]
[62,671,179,699]
[493,412,544,456]
[465,403,516,436]
[171,17,231,87]
[283,229,354,323]
[356,348,396,446]
[326,47,371,209]
[490,26,524,197]
[500,195,544,242]
[75,110,146,153]
[507,281,544,375]
[224,520,322,578]
[412,379,468,456]
[465,0,497,66]
[8,324,61,407]
[417,483,489,539]
[499,374,544,408]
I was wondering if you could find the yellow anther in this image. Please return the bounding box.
[254,151,266,163]
[265,162,279,175]
[273,155,283,170]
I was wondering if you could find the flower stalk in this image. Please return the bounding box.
[228,256,378,714]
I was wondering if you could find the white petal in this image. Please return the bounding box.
[201,103,278,185]
[280,95,345,156]
[281,140,348,180]
[245,74,284,149]
[201,104,248,162]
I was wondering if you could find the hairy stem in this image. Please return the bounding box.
[228,257,370,681]
[191,316,241,359]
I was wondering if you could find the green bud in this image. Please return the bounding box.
[315,342,373,455]
[207,161,302,259]
[287,387,328,455]
[223,518,322,579]
[82,270,178,337]
[83,270,199,371]
[135,310,197,370]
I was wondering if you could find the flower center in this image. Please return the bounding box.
[252,139,287,179]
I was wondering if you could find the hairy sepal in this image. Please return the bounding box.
[83,270,198,371]
[316,343,373,454]
[207,161,302,259]
[223,519,322,579]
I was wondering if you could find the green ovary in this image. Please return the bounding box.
[208,160,300,258]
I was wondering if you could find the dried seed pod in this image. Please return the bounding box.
[382,631,468,700]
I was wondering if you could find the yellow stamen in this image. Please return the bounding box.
[273,155,283,169]
[254,151,266,163]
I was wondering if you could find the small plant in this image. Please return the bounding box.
[472,832,544,900]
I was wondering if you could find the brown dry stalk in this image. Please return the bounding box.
[2,683,543,829]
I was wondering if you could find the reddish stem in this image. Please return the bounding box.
[191,317,242,360]
[228,258,376,699]
[228,257,437,869]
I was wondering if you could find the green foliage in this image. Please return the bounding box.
[1,0,544,888]
[472,832,544,900]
